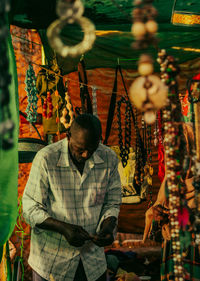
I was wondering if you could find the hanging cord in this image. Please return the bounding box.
[103,64,119,145]
[30,61,132,98]
[118,65,146,165]
[117,96,132,167]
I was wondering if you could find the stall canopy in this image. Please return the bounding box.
[9,0,200,74]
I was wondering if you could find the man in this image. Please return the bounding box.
[22,114,122,281]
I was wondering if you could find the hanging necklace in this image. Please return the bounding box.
[60,81,74,130]
[117,96,132,168]
[25,63,38,123]
[158,49,185,280]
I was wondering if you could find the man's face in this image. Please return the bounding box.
[68,129,99,164]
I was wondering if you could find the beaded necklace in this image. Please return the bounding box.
[134,108,145,191]
[60,81,74,130]
[187,78,200,245]
[158,49,185,280]
[25,63,38,123]
[117,96,132,168]
[131,0,158,50]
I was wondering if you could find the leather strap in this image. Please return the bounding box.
[103,65,119,145]
[78,58,93,114]
[104,65,145,165]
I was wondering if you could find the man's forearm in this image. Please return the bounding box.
[36,217,67,235]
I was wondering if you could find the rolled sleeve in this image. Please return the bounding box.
[96,157,122,233]
[22,152,50,228]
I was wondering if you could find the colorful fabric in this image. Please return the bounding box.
[22,138,121,281]
[161,240,200,281]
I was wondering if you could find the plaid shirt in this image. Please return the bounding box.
[22,138,121,281]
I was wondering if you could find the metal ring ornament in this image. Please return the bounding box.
[47,17,96,58]
[56,0,84,23]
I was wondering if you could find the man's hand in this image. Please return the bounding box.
[92,216,116,247]
[36,218,91,247]
[62,223,91,247]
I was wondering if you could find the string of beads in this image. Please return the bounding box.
[117,96,132,168]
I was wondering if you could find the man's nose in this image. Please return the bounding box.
[81,150,89,158]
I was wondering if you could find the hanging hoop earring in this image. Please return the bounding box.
[56,0,84,23]
[47,17,96,58]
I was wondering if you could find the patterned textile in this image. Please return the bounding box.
[161,240,200,281]
[22,138,121,281]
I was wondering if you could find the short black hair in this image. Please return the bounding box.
[70,114,102,143]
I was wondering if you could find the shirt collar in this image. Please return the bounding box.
[57,139,104,167]
[57,138,70,167]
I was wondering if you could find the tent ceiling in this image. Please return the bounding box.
[10,0,200,74]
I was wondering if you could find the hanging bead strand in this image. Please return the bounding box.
[25,63,38,123]
[92,86,98,118]
[60,81,74,130]
[158,49,184,281]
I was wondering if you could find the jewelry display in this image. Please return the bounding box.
[129,54,168,124]
[158,50,185,280]
[117,96,132,168]
[42,90,53,119]
[157,110,165,182]
[187,78,200,245]
[131,0,158,49]
[134,108,144,189]
[47,0,96,58]
[60,82,74,129]
[56,0,84,23]
[25,63,38,123]
[92,86,98,117]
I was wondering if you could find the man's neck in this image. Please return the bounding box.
[68,147,85,175]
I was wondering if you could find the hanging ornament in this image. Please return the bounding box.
[134,108,144,189]
[25,63,38,123]
[129,55,168,124]
[92,86,98,117]
[60,81,74,129]
[187,77,200,246]
[47,0,96,58]
[157,49,185,280]
[42,91,53,119]
[157,110,165,182]
[117,97,132,168]
[131,0,158,49]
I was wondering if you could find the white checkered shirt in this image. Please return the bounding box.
[22,138,121,281]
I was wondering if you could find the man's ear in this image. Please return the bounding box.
[66,129,71,140]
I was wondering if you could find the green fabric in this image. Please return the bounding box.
[8,0,200,73]
[0,20,19,246]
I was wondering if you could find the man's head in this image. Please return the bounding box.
[68,114,102,164]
